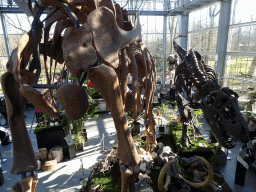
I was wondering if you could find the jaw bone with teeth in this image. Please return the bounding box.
[202,89,249,149]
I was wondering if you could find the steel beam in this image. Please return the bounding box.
[214,0,232,78]
[179,13,189,50]
[162,15,167,88]
[170,0,221,15]
[0,13,11,58]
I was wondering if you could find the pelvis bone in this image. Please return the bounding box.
[87,7,142,68]
[62,23,97,78]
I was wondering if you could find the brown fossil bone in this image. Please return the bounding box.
[128,44,139,119]
[88,64,140,192]
[1,70,37,175]
[87,6,142,69]
[88,64,139,164]
[99,0,116,14]
[6,26,42,83]
[115,3,124,29]
[62,23,97,78]
[56,84,89,120]
[11,173,39,192]
[19,176,33,192]
[40,0,98,23]
[19,84,59,118]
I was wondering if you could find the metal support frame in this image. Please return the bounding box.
[162,15,167,88]
[179,13,189,51]
[0,13,11,58]
[214,0,232,78]
[162,0,168,88]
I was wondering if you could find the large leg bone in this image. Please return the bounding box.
[88,64,140,192]
[119,48,130,106]
[1,71,37,175]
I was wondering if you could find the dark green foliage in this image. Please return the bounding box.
[91,162,121,192]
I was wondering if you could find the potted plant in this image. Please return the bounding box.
[157,103,170,132]
[74,134,86,151]
[126,110,144,136]
[34,112,74,158]
[167,114,178,127]
[69,87,99,146]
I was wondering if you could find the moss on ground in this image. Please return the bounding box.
[91,162,121,192]
[170,124,215,154]
[34,115,68,134]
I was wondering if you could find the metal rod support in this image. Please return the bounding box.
[0,13,11,58]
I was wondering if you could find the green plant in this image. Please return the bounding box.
[125,109,144,128]
[157,103,170,117]
[74,133,85,150]
[68,76,78,81]
[69,87,99,135]
[192,109,203,127]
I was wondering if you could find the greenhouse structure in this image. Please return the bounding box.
[0,0,255,191]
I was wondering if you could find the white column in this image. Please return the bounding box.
[215,0,232,78]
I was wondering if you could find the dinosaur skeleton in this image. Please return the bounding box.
[1,1,156,191]
[173,38,249,149]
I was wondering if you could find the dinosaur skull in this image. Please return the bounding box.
[202,89,249,148]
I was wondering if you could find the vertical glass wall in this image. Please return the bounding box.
[225,0,256,97]
[188,3,220,68]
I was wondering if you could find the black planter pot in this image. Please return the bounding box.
[131,124,140,136]
[76,142,85,151]
[36,126,76,159]
[159,125,165,132]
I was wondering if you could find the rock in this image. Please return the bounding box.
[158,142,164,148]
[140,162,147,172]
[147,163,154,170]
[157,146,177,165]
[138,148,146,155]
[142,155,153,162]
[135,178,154,192]
[138,173,149,180]
[145,170,151,175]
[199,143,207,147]
[151,152,157,160]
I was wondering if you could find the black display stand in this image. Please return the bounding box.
[0,166,4,186]
[0,127,10,146]
[235,155,248,186]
